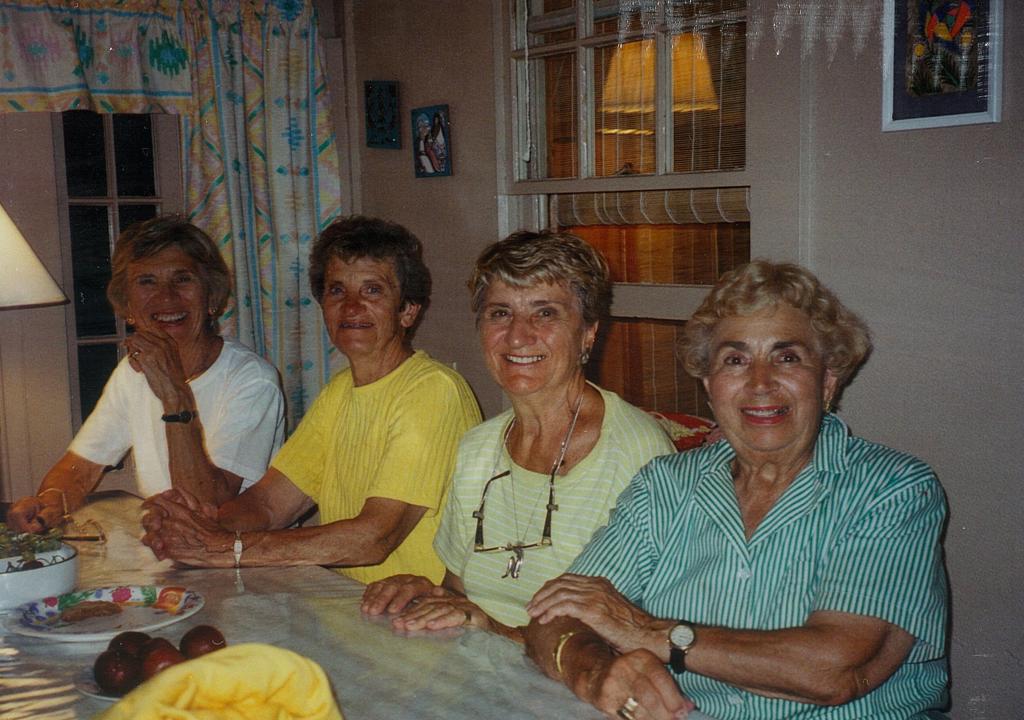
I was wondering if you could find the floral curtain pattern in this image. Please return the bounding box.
[0,0,343,429]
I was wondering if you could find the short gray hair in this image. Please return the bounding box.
[469,230,611,325]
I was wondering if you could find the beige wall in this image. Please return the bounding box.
[334,0,503,415]
[340,1,1023,716]
[795,20,1024,716]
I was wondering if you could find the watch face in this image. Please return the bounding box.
[670,623,695,649]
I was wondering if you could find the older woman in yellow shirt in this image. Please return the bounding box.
[142,216,480,584]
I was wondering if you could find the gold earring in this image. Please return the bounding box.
[824,397,833,413]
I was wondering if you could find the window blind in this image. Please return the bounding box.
[553,187,750,226]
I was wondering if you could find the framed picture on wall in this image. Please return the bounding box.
[412,104,451,177]
[882,0,1002,131]
[365,81,400,149]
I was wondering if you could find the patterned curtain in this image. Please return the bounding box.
[0,0,343,429]
[181,0,343,428]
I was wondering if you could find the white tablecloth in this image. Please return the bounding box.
[0,493,626,719]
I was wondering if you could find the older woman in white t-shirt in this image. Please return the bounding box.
[7,216,284,533]
[361,230,674,640]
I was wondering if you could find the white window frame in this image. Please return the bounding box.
[496,0,750,322]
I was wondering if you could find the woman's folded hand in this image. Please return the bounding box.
[141,488,230,564]
[389,593,490,633]
[584,650,694,720]
[527,574,663,655]
[361,574,445,616]
[6,496,56,534]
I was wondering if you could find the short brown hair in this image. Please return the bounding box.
[308,215,430,310]
[107,216,231,326]
[679,260,872,386]
[469,230,611,325]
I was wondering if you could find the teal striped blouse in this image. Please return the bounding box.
[570,414,949,719]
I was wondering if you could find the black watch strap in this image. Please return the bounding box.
[161,410,196,423]
[669,646,688,673]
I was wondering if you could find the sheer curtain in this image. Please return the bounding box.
[0,0,343,428]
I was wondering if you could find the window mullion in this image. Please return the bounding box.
[531,59,549,179]
[578,2,594,179]
[655,32,672,175]
[579,46,594,179]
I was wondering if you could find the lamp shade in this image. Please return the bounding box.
[601,34,719,115]
[0,202,67,310]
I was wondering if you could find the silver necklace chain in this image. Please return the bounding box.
[504,388,585,553]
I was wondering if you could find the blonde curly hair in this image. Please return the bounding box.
[679,260,872,387]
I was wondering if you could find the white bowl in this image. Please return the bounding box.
[0,543,79,610]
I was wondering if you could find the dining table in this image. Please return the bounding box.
[0,492,717,719]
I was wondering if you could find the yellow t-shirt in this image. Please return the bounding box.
[271,351,481,584]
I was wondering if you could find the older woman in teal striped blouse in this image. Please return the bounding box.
[525,261,948,720]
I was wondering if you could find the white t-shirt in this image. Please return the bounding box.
[70,337,285,497]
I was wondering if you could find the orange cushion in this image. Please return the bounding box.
[646,410,716,451]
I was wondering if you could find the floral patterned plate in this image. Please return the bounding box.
[4,585,204,642]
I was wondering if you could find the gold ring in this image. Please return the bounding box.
[131,350,141,358]
[617,696,639,720]
[462,609,472,625]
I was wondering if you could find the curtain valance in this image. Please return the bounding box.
[0,0,192,112]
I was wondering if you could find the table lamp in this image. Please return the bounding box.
[0,202,67,310]
[600,34,719,135]
[0,201,66,506]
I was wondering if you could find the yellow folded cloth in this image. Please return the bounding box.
[97,643,343,720]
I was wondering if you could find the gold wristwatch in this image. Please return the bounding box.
[668,622,696,673]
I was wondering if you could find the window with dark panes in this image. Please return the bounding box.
[60,111,172,426]
[508,1,749,416]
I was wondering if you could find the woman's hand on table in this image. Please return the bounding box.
[141,488,231,565]
[361,574,442,615]
[5,496,63,533]
[527,574,665,655]
[390,593,494,633]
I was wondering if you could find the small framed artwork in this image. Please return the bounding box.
[365,81,400,149]
[882,0,1002,131]
[412,104,451,177]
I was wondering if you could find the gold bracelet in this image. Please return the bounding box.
[38,487,70,520]
[554,630,580,679]
[232,531,243,569]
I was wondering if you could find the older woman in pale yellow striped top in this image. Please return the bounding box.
[361,230,674,640]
